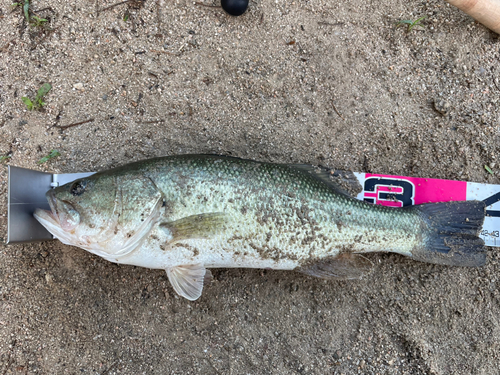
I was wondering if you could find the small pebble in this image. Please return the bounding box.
[433,99,451,115]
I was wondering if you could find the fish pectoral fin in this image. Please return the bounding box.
[160,212,228,242]
[296,253,373,280]
[166,264,211,301]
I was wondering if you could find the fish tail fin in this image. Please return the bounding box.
[410,201,486,267]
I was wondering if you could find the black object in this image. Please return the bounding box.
[221,0,248,16]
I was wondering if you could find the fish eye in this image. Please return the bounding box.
[70,180,87,196]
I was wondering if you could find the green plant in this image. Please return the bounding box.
[396,16,426,32]
[31,15,47,26]
[11,0,30,23]
[21,97,34,110]
[485,165,494,175]
[37,149,60,164]
[0,155,11,163]
[22,83,52,111]
[12,0,49,27]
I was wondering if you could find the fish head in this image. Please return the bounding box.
[34,173,163,258]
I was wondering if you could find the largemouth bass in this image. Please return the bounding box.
[34,155,486,300]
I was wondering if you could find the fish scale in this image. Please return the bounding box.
[34,154,486,300]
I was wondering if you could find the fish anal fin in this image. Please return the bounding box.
[166,264,210,301]
[160,212,228,242]
[296,253,373,280]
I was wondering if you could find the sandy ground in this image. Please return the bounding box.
[1,0,500,373]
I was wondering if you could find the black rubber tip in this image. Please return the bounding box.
[221,0,249,16]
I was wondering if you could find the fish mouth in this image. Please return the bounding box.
[34,190,60,226]
[34,190,80,232]
[34,190,82,247]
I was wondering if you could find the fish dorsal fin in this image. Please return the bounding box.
[160,213,228,242]
[296,253,373,280]
[166,264,211,300]
[287,164,360,197]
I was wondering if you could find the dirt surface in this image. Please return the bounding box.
[1,0,500,373]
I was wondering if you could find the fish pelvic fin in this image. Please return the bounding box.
[411,201,486,267]
[296,253,373,280]
[166,264,212,301]
[160,212,228,242]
